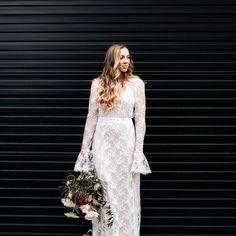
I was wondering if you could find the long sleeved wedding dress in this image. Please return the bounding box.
[74,75,152,236]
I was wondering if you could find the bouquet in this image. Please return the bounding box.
[59,170,113,235]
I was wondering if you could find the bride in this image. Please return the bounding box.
[74,43,152,236]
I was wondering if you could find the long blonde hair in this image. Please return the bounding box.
[96,43,134,111]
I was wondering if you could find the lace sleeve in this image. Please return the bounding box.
[74,78,99,172]
[131,77,152,175]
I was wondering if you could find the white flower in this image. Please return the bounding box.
[61,198,75,208]
[67,191,73,199]
[84,210,99,221]
[93,183,100,191]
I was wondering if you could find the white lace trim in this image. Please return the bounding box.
[73,149,94,172]
[131,151,152,175]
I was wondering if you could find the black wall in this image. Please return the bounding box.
[0,1,236,235]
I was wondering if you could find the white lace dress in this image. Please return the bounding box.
[74,75,152,236]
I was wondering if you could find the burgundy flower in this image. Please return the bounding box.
[76,195,88,205]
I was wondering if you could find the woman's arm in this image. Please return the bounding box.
[74,78,99,172]
[131,77,152,175]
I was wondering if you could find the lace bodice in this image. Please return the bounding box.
[98,79,135,119]
[74,75,151,175]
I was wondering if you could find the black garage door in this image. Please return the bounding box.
[1,1,236,235]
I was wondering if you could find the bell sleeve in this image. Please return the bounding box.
[131,77,152,175]
[74,78,99,172]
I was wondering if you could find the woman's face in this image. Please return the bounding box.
[118,47,130,73]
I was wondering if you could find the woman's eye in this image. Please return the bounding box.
[120,56,130,59]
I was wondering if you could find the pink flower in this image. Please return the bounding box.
[79,204,91,213]
[84,210,99,221]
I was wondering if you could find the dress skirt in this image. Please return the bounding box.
[91,116,141,236]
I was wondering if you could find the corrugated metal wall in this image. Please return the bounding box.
[1,0,236,235]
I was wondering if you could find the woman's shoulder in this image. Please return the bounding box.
[88,77,100,92]
[130,75,145,87]
[129,74,138,81]
[92,77,99,82]
[91,77,100,86]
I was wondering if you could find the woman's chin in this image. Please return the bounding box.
[120,69,128,73]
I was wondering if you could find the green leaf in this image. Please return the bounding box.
[64,212,79,218]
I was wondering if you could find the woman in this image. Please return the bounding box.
[74,43,152,236]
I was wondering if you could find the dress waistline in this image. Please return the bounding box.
[98,116,134,120]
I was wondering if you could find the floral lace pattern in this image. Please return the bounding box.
[131,151,152,175]
[74,149,94,172]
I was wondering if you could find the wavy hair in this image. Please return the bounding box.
[96,43,135,111]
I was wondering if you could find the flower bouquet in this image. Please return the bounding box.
[59,170,113,235]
